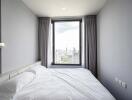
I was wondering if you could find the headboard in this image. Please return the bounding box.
[0,61,41,83]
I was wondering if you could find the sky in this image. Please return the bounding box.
[55,22,79,50]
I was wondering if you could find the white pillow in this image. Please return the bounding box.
[0,72,35,99]
[27,65,46,74]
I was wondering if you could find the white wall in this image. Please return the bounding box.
[97,0,132,99]
[1,0,38,73]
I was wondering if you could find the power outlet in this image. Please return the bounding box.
[115,77,127,89]
[122,82,127,88]
[118,79,122,86]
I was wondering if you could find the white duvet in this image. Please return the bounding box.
[13,67,116,100]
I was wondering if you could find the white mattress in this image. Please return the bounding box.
[13,68,116,100]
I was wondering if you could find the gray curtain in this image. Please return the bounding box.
[84,15,97,77]
[38,17,50,67]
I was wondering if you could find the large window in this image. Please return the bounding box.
[52,20,81,65]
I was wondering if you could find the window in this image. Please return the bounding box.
[52,20,82,65]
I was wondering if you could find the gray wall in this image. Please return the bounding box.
[97,0,132,100]
[0,0,1,73]
[1,0,38,73]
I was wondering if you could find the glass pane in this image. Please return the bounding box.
[54,21,80,64]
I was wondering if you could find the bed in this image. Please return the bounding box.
[0,65,116,100]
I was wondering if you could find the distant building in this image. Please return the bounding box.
[55,48,79,64]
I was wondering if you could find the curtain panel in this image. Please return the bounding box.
[38,17,50,67]
[84,15,97,77]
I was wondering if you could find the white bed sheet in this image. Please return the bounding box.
[13,68,116,100]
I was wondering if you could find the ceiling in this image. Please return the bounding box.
[22,0,106,17]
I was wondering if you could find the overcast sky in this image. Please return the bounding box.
[55,22,79,50]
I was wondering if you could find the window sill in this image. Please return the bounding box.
[49,65,82,68]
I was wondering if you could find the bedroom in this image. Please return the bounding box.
[0,0,132,100]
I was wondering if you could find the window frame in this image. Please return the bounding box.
[52,19,82,66]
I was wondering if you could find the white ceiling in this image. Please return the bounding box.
[22,0,106,17]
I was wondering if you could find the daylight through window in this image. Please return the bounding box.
[52,20,81,65]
